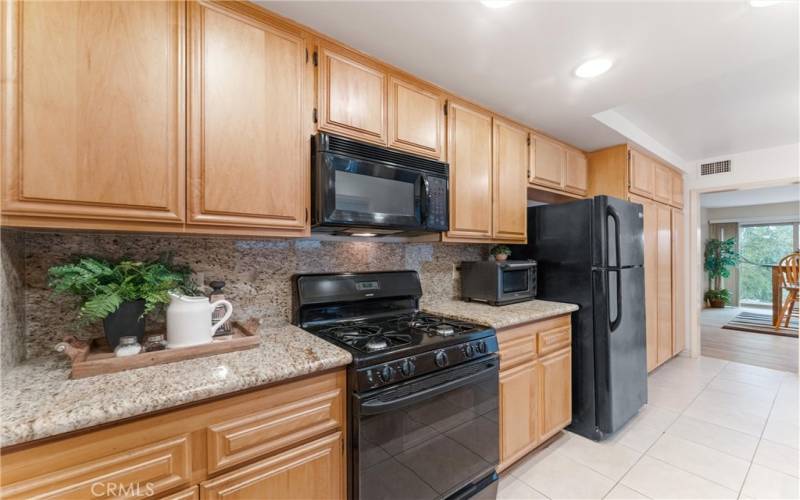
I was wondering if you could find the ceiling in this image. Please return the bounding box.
[260,0,799,166]
[700,184,800,208]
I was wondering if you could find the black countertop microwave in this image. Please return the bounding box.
[460,260,538,306]
[311,132,449,236]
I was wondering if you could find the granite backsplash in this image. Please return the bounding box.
[1,230,26,370]
[15,231,488,360]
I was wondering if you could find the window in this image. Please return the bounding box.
[738,223,799,305]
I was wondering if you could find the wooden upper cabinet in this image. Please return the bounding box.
[1,0,184,224]
[653,163,673,205]
[388,76,444,159]
[564,149,588,196]
[671,170,684,208]
[628,150,655,198]
[530,135,565,189]
[492,118,528,241]
[187,2,308,234]
[318,42,387,145]
[445,100,493,240]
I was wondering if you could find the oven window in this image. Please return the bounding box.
[335,170,415,216]
[502,269,529,294]
[358,374,498,499]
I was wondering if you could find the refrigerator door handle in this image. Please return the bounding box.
[609,269,623,332]
[607,205,621,268]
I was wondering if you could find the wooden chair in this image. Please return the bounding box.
[775,252,800,328]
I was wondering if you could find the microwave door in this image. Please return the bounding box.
[320,154,423,229]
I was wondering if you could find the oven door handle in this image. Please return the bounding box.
[359,356,498,416]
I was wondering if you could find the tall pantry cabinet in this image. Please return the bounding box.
[586,144,685,372]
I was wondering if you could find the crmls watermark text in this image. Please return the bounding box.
[90,482,155,497]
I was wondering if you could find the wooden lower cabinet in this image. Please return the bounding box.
[497,315,572,472]
[0,370,346,500]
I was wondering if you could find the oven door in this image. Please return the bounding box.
[354,356,499,500]
[317,152,425,230]
[498,263,535,302]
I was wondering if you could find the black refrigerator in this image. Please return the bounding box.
[511,195,647,441]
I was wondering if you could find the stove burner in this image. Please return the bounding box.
[364,336,389,351]
[318,323,412,353]
[435,324,456,337]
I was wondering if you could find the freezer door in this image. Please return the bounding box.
[592,196,645,269]
[593,266,647,436]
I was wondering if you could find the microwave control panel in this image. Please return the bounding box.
[425,176,449,231]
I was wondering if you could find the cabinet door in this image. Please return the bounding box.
[199,432,344,500]
[499,360,539,468]
[672,208,685,355]
[492,118,528,241]
[564,149,588,196]
[388,76,444,159]
[628,150,654,198]
[540,349,572,441]
[445,101,493,240]
[656,204,673,365]
[671,170,684,208]
[318,43,386,145]
[187,2,307,233]
[1,0,184,224]
[653,163,673,204]
[630,195,659,372]
[530,135,564,189]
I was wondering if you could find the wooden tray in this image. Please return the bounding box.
[56,320,260,379]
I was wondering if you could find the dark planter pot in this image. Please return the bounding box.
[102,299,146,349]
[708,299,726,308]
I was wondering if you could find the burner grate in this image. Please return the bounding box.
[318,323,412,353]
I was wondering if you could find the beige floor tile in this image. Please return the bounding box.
[496,476,548,500]
[717,363,785,390]
[553,433,642,481]
[708,376,780,399]
[646,381,701,412]
[740,464,800,499]
[683,398,767,437]
[515,450,615,499]
[762,417,799,449]
[620,456,738,499]
[754,439,800,478]
[603,484,651,499]
[691,387,774,418]
[611,422,666,453]
[666,415,759,461]
[646,434,750,491]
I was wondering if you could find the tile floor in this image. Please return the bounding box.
[498,355,799,499]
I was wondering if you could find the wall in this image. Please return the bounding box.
[704,201,800,224]
[687,142,800,190]
[21,232,487,360]
[1,230,26,370]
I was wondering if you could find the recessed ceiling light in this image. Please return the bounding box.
[481,1,513,8]
[749,0,782,6]
[351,233,377,237]
[574,58,614,79]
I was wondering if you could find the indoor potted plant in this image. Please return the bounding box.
[703,237,739,308]
[490,245,512,262]
[48,255,196,348]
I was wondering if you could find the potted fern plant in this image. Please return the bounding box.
[703,237,739,308]
[48,256,196,348]
[490,245,512,262]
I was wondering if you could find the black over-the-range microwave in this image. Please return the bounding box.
[311,132,449,237]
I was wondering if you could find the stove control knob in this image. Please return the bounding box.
[378,365,394,383]
[434,350,449,368]
[476,341,488,354]
[400,358,415,377]
[365,370,376,385]
[463,344,475,358]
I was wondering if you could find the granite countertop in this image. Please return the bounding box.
[0,320,351,448]
[422,298,578,329]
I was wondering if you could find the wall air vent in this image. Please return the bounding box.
[700,160,731,176]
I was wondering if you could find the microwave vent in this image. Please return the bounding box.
[700,160,731,176]
[327,135,448,175]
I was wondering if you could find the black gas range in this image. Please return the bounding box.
[293,271,499,500]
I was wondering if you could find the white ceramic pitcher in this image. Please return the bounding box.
[166,292,233,348]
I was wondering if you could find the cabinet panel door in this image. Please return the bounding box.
[388,76,444,159]
[564,149,588,196]
[540,349,572,441]
[630,195,659,372]
[499,360,539,467]
[672,208,685,355]
[671,170,684,208]
[628,150,654,198]
[530,135,564,188]
[492,118,528,241]
[445,101,493,240]
[318,44,386,145]
[199,432,344,500]
[187,2,307,232]
[1,0,184,223]
[656,204,673,365]
[653,163,673,204]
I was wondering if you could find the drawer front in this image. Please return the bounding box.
[207,387,344,474]
[1,435,192,499]
[497,324,537,370]
[537,326,572,356]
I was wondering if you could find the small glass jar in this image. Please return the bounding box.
[114,336,142,357]
[142,333,168,352]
